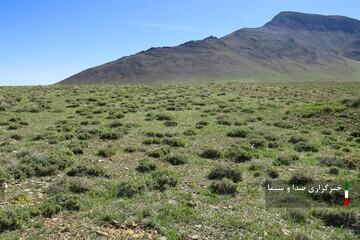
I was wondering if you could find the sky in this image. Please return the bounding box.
[1,0,360,86]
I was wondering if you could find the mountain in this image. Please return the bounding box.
[58,11,360,84]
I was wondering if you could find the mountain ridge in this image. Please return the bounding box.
[58,11,360,84]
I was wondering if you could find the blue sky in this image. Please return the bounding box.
[1,0,360,85]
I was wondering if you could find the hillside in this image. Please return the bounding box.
[59,11,360,84]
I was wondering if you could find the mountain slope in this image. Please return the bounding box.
[59,11,360,84]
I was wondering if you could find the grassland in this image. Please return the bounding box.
[0,81,359,239]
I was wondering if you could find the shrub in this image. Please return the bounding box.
[267,169,279,179]
[294,142,318,152]
[40,199,62,218]
[294,234,310,240]
[117,181,144,198]
[217,120,232,126]
[210,179,237,195]
[273,154,299,166]
[143,138,161,145]
[227,148,253,163]
[165,154,188,165]
[183,129,196,136]
[124,146,136,153]
[226,128,248,138]
[208,166,242,183]
[136,159,157,173]
[350,131,360,138]
[67,141,87,155]
[67,165,108,178]
[109,121,123,128]
[10,150,72,179]
[151,170,178,191]
[77,132,91,140]
[164,121,177,127]
[317,156,358,169]
[97,145,117,157]
[311,189,343,205]
[289,174,313,186]
[288,209,308,222]
[148,147,170,158]
[100,131,122,140]
[162,138,185,147]
[155,113,172,121]
[288,135,307,144]
[249,138,265,148]
[199,149,222,159]
[56,194,81,211]
[195,120,208,129]
[329,167,339,175]
[0,209,20,232]
[145,132,165,138]
[348,97,360,108]
[10,134,22,140]
[248,164,261,171]
[316,211,359,232]
[274,122,293,129]
[268,142,279,148]
[68,179,90,193]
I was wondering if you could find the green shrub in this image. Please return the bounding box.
[124,146,137,153]
[274,121,293,129]
[56,194,81,211]
[267,169,279,179]
[289,174,313,186]
[68,179,90,193]
[210,179,237,195]
[226,128,248,138]
[164,121,177,126]
[109,121,123,128]
[273,154,299,166]
[151,170,178,191]
[288,209,308,223]
[97,145,117,157]
[294,142,318,152]
[0,209,20,232]
[315,210,359,232]
[143,138,161,145]
[294,234,311,240]
[77,132,91,140]
[100,131,122,140]
[10,150,72,179]
[208,166,242,183]
[136,159,157,173]
[162,138,186,147]
[248,164,261,171]
[195,120,208,129]
[145,132,165,138]
[199,149,222,159]
[317,156,358,169]
[165,154,188,165]
[155,113,172,121]
[226,146,253,163]
[67,165,108,178]
[348,97,360,108]
[288,135,307,144]
[10,134,22,140]
[249,137,265,148]
[148,147,170,158]
[329,167,339,175]
[183,129,196,136]
[40,199,62,218]
[117,181,145,198]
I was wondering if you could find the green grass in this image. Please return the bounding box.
[0,81,359,239]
